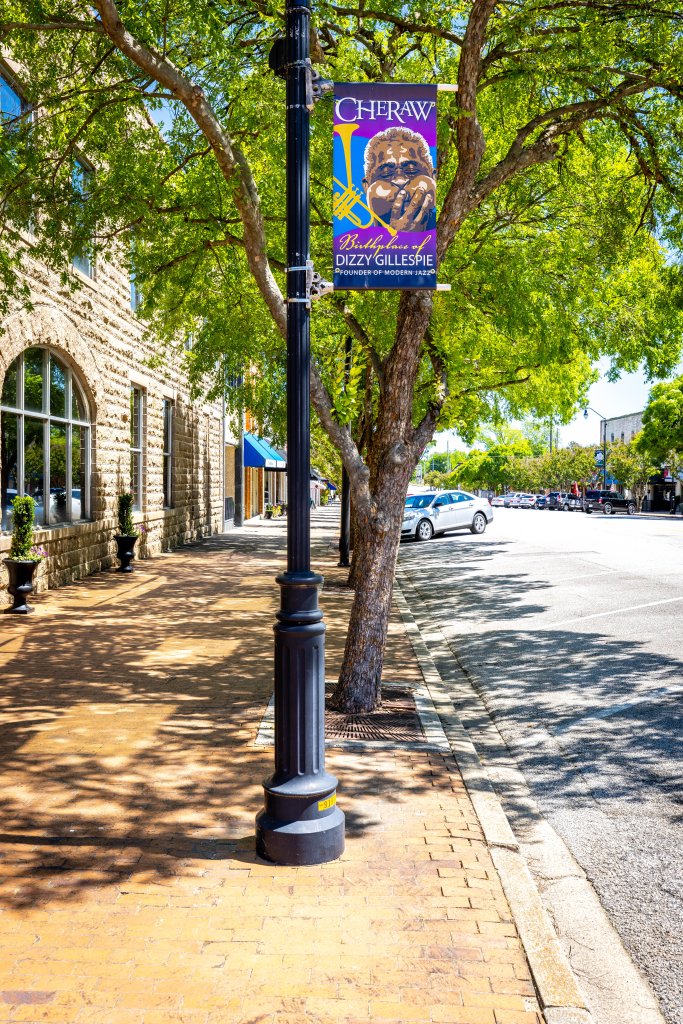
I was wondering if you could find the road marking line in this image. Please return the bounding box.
[554,685,683,734]
[514,686,683,747]
[548,594,683,628]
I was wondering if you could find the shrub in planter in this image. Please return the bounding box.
[115,493,139,572]
[320,490,329,506]
[264,503,274,520]
[4,495,44,614]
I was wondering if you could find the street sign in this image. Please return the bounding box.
[594,449,605,467]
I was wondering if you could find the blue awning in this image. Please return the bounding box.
[326,481,337,490]
[244,433,286,470]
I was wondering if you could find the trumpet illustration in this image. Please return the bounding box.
[333,123,397,237]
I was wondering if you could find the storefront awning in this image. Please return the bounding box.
[244,433,286,470]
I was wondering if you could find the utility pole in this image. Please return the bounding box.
[257,1,344,864]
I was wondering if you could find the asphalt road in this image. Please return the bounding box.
[398,506,683,1024]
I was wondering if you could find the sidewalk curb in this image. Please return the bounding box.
[393,576,593,1024]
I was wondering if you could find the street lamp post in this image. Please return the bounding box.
[256,0,345,865]
[583,406,608,489]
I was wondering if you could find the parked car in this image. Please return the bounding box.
[534,494,547,509]
[546,491,582,511]
[402,490,493,540]
[583,489,636,515]
[517,493,537,509]
[491,495,506,507]
[503,492,522,508]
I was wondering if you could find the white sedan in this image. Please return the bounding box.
[402,490,493,541]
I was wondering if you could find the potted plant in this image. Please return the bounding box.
[264,503,274,520]
[3,495,44,614]
[114,493,139,572]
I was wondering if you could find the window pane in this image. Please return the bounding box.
[24,417,44,524]
[164,454,171,507]
[50,356,66,416]
[72,424,86,520]
[24,348,44,413]
[131,276,143,312]
[163,400,173,508]
[72,380,86,421]
[73,252,93,277]
[1,359,17,407]
[1,411,18,531]
[131,452,141,510]
[0,75,23,124]
[163,400,171,454]
[131,388,141,449]
[48,423,67,525]
[72,160,94,278]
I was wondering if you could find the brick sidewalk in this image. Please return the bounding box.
[0,513,542,1024]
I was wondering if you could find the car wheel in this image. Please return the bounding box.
[627,503,636,515]
[471,512,487,535]
[562,503,569,511]
[603,502,613,515]
[585,507,592,514]
[416,518,434,541]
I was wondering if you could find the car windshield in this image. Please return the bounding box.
[405,494,436,509]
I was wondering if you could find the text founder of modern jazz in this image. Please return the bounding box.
[363,127,436,233]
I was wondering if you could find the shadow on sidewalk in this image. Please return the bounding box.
[0,531,442,911]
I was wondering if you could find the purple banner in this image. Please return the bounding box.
[333,82,437,290]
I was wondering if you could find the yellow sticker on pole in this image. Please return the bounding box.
[318,794,337,812]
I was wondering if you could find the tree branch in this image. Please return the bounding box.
[437,0,501,261]
[93,0,286,337]
[330,296,384,385]
[331,7,464,46]
[309,364,371,507]
[0,20,105,33]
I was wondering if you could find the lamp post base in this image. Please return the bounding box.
[256,784,345,865]
[255,570,345,865]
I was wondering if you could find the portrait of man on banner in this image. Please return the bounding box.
[362,126,436,234]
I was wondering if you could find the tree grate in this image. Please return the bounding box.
[324,685,424,742]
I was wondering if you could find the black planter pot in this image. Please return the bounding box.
[3,558,39,614]
[115,534,138,573]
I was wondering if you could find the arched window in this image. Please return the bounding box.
[1,347,91,531]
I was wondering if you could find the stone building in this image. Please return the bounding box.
[0,237,229,595]
[598,410,682,511]
[601,410,644,445]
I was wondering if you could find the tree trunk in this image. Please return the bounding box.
[330,507,403,713]
[347,493,359,589]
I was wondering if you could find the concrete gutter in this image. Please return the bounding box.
[395,569,667,1024]
[394,576,594,1024]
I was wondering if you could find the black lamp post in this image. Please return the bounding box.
[583,406,608,488]
[256,0,345,865]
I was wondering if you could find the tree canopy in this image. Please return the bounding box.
[640,375,683,464]
[2,0,683,708]
[2,0,683,445]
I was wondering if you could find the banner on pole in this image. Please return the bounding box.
[333,82,437,290]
